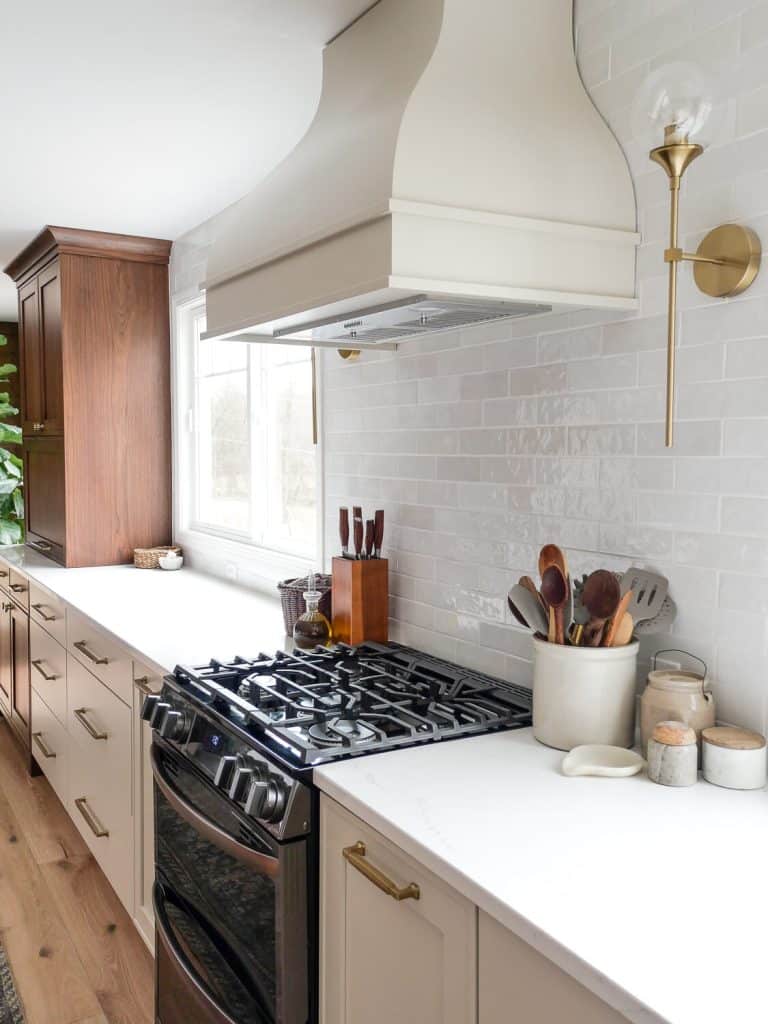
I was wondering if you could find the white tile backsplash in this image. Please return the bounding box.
[322,1,768,735]
[169,2,768,736]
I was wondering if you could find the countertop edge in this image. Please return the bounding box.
[314,771,666,1024]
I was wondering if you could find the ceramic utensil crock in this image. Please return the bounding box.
[702,726,767,790]
[640,651,714,758]
[647,721,698,787]
[532,637,639,750]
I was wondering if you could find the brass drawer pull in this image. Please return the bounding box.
[32,732,56,759]
[134,676,155,696]
[2,602,11,613]
[33,541,52,553]
[0,570,7,578]
[32,422,45,432]
[342,842,420,901]
[75,797,109,838]
[9,583,26,593]
[31,602,56,622]
[73,707,108,741]
[31,658,58,682]
[74,640,109,665]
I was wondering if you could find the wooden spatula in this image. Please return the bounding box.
[603,590,633,647]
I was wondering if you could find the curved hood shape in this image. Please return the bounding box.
[203,0,639,350]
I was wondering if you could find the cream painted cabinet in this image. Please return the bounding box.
[132,659,163,951]
[321,796,477,1024]
[479,911,630,1024]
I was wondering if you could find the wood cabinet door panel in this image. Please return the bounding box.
[321,796,477,1024]
[0,599,12,715]
[23,437,66,562]
[19,277,42,433]
[38,261,64,433]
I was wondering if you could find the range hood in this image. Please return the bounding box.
[203,0,639,351]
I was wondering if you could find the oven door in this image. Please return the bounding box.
[151,739,309,1024]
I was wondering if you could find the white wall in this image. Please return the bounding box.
[322,0,768,733]
[172,0,768,734]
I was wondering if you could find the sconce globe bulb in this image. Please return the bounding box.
[632,62,713,147]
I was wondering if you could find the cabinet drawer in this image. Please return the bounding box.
[29,581,66,645]
[66,654,131,812]
[8,568,29,610]
[30,618,67,724]
[68,735,133,913]
[0,560,10,596]
[31,688,68,805]
[67,609,132,705]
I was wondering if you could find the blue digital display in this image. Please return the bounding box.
[205,732,224,753]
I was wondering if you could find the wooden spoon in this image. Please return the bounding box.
[612,612,634,647]
[538,544,568,581]
[541,565,567,644]
[603,590,634,647]
[581,570,621,648]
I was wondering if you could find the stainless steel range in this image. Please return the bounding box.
[144,641,532,1024]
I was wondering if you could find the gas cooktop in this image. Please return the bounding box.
[169,641,532,767]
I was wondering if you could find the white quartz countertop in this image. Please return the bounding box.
[315,728,767,1024]
[0,546,289,673]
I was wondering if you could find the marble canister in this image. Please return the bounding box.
[647,721,698,787]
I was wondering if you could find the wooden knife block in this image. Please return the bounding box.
[331,557,389,645]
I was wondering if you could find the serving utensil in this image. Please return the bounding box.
[541,565,567,644]
[602,589,634,648]
[538,543,568,580]
[612,612,635,646]
[519,575,546,610]
[620,567,668,625]
[633,594,677,635]
[582,570,621,647]
[508,584,548,635]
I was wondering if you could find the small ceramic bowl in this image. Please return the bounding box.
[561,745,645,778]
[158,553,184,570]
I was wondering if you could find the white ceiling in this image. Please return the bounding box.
[0,0,375,319]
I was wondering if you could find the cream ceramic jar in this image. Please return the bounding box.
[640,667,714,757]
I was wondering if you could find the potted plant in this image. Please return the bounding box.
[0,333,23,545]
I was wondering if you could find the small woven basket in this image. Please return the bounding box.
[134,545,182,570]
[278,574,332,635]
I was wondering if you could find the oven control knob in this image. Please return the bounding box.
[244,779,269,818]
[149,702,171,730]
[140,694,161,721]
[260,777,289,824]
[228,766,254,803]
[214,755,238,790]
[159,709,186,740]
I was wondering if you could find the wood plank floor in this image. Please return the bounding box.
[0,720,153,1024]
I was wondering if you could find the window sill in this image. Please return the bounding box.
[175,527,316,595]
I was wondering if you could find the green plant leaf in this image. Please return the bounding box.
[0,403,18,419]
[0,519,22,545]
[12,490,23,520]
[0,424,21,445]
[0,335,7,347]
[0,364,17,377]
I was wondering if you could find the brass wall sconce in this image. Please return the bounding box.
[637,63,761,447]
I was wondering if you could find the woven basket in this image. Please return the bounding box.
[134,545,182,570]
[278,574,332,635]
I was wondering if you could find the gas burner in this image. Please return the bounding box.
[307,717,378,747]
[171,641,532,766]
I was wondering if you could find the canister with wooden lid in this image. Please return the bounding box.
[640,651,714,758]
[647,721,698,787]
[702,726,767,790]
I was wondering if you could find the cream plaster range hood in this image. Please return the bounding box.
[202,0,639,351]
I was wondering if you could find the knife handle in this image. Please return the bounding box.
[353,514,364,559]
[373,509,384,558]
[339,508,349,553]
[365,519,374,559]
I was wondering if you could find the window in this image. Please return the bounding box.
[174,300,319,576]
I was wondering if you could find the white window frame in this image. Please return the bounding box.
[172,293,324,590]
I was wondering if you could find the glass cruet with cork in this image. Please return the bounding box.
[293,573,332,650]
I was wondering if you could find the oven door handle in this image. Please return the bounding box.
[150,744,279,878]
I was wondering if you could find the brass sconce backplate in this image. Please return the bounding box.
[692,224,761,297]
[338,349,361,361]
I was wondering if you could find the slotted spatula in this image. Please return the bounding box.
[619,568,668,625]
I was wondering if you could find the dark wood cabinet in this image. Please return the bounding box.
[0,597,11,715]
[9,602,29,742]
[5,226,172,567]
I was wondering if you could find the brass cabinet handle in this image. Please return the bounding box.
[134,675,155,696]
[32,732,56,759]
[9,583,26,593]
[32,422,44,432]
[73,707,108,741]
[2,602,11,613]
[0,570,7,578]
[31,602,56,622]
[73,640,108,665]
[33,541,52,553]
[342,842,420,901]
[74,797,109,838]
[31,658,58,682]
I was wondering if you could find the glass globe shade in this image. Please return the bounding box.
[632,62,713,147]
